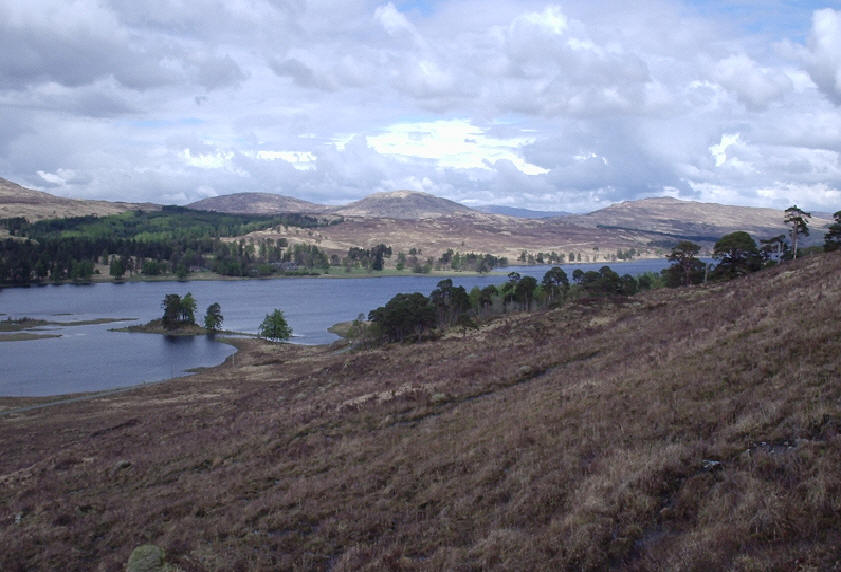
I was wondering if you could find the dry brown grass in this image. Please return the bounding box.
[2,253,841,571]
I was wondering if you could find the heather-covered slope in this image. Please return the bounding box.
[0,177,159,220]
[564,196,833,243]
[187,192,330,214]
[1,253,840,570]
[331,190,474,219]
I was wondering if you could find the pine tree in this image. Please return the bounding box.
[784,205,811,260]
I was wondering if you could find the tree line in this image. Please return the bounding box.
[663,205,841,287]
[0,209,337,284]
[356,264,650,345]
[0,207,511,284]
[355,204,841,347]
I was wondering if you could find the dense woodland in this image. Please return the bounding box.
[0,209,511,284]
[0,209,337,283]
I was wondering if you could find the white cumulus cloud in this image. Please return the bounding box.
[0,1,839,212]
[804,8,841,105]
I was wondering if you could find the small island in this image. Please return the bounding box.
[110,294,231,337]
[109,294,294,346]
[111,318,213,336]
[0,316,133,342]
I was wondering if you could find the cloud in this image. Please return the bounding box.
[367,118,548,174]
[804,8,841,105]
[0,0,175,91]
[192,53,248,91]
[709,133,741,168]
[375,2,418,37]
[269,58,322,89]
[0,1,839,214]
[9,79,137,118]
[36,168,92,187]
[712,53,792,110]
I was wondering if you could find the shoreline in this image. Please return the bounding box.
[0,330,349,408]
[0,336,264,414]
[0,258,667,400]
[0,257,665,288]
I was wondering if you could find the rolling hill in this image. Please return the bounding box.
[182,190,835,257]
[565,196,833,244]
[0,177,159,221]
[1,178,835,261]
[187,192,330,214]
[330,190,475,219]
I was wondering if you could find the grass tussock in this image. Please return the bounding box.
[1,253,841,571]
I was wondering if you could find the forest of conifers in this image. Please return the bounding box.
[0,208,334,283]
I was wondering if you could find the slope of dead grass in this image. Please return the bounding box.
[1,253,841,571]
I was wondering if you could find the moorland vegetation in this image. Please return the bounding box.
[1,244,840,570]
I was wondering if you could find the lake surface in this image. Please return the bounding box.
[0,258,675,396]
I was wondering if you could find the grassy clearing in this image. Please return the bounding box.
[1,253,840,570]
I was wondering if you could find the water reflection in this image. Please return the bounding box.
[163,335,196,345]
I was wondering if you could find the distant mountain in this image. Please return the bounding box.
[0,177,158,221]
[331,191,475,219]
[474,205,571,218]
[3,178,835,258]
[565,196,833,243]
[187,192,329,214]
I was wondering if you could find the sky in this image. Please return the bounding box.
[1,0,840,214]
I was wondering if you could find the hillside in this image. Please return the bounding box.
[2,177,836,264]
[331,190,475,219]
[252,214,659,262]
[565,196,833,243]
[241,193,834,262]
[187,192,330,214]
[0,177,159,221]
[2,252,840,570]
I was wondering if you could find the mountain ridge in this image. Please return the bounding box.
[1,178,834,258]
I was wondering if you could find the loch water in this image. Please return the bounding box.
[0,259,674,396]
